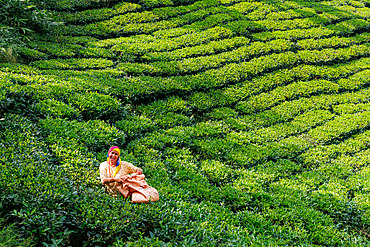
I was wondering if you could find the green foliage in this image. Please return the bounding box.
[79,47,115,58]
[0,0,57,62]
[296,32,370,50]
[0,219,34,247]
[53,2,141,24]
[119,38,290,76]
[253,19,370,42]
[33,98,80,119]
[0,0,51,34]
[30,58,114,70]
[112,26,233,56]
[39,117,125,153]
[16,46,47,60]
[26,41,82,58]
[2,0,370,246]
[116,115,156,139]
[0,114,81,245]
[142,36,250,62]
[41,0,114,11]
[139,0,174,8]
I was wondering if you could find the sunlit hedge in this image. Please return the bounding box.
[53,2,141,24]
[30,58,114,70]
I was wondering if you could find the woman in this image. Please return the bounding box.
[100,146,143,195]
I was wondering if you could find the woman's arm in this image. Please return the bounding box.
[100,162,124,184]
[136,168,143,175]
[102,177,124,184]
[124,161,143,175]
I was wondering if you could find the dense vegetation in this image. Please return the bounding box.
[1,0,370,245]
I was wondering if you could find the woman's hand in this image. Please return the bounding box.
[115,177,125,183]
[102,177,121,184]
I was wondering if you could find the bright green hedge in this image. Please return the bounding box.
[30,58,114,70]
[53,2,142,24]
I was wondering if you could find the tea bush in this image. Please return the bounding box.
[232,86,370,131]
[237,79,340,114]
[30,58,114,70]
[42,0,112,11]
[142,36,250,61]
[79,47,115,58]
[119,39,292,76]
[253,18,370,41]
[301,128,370,167]
[112,26,233,55]
[40,35,98,44]
[26,41,82,58]
[231,110,335,145]
[53,2,141,24]
[187,59,366,111]
[16,46,47,60]
[33,98,80,119]
[296,32,370,50]
[101,44,370,103]
[0,114,81,245]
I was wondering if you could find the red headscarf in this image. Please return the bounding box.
[107,146,121,166]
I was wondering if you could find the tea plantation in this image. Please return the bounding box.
[1,0,370,245]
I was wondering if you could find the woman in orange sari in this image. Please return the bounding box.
[100,146,159,203]
[99,146,143,196]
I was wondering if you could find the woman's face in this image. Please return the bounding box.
[109,150,119,162]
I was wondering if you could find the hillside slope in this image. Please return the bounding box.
[1,0,370,245]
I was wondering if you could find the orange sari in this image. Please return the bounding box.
[116,174,159,203]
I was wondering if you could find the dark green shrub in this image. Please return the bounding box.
[0,218,34,247]
[0,0,51,33]
[0,0,55,62]
[0,114,81,246]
